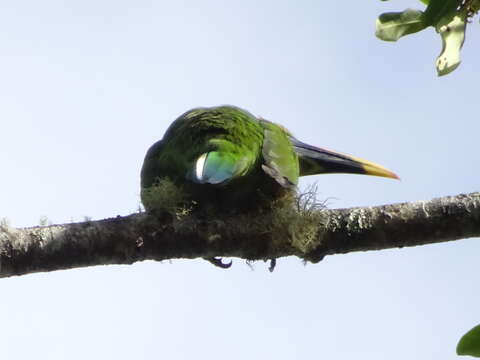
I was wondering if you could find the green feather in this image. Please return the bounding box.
[259,119,298,188]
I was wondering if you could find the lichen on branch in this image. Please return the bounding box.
[0,192,478,278]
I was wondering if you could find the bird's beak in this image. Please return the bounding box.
[292,138,399,180]
[347,153,400,179]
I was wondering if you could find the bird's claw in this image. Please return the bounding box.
[205,257,232,269]
[268,258,276,272]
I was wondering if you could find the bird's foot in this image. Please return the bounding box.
[264,258,276,272]
[268,258,276,272]
[205,257,232,269]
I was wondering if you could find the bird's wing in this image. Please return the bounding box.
[260,120,298,188]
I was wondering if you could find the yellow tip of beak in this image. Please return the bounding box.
[352,155,400,180]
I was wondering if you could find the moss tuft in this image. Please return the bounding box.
[269,184,328,255]
[0,218,10,228]
[141,177,194,219]
[141,179,329,263]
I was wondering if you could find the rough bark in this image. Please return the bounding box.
[0,192,478,278]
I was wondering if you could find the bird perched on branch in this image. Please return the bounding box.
[141,105,398,213]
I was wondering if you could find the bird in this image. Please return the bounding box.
[140,105,398,213]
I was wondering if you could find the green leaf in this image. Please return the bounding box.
[423,0,459,25]
[435,9,467,76]
[419,0,430,4]
[457,324,480,357]
[376,9,428,42]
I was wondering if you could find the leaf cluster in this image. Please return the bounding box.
[376,0,480,75]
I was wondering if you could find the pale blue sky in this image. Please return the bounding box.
[0,1,478,359]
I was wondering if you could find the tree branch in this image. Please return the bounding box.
[0,192,478,278]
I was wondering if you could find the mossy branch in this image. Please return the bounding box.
[0,192,479,278]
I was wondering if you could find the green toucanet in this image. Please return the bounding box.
[140,105,398,212]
